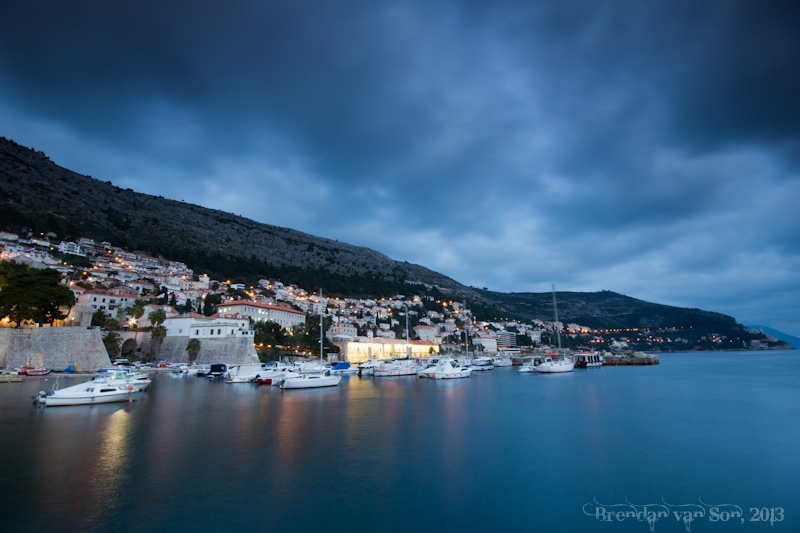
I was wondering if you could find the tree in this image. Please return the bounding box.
[150,325,167,361]
[186,338,201,364]
[253,320,288,347]
[203,293,222,316]
[0,261,76,327]
[128,299,146,324]
[91,309,108,328]
[148,308,167,326]
[102,331,122,358]
[104,317,120,331]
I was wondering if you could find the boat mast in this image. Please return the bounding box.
[404,302,411,359]
[552,284,562,351]
[319,289,324,362]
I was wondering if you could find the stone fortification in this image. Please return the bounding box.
[138,335,259,365]
[0,327,112,370]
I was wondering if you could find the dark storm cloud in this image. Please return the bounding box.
[1,0,798,334]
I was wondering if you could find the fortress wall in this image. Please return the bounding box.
[138,335,259,365]
[0,327,112,370]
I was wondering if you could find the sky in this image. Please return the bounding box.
[1,1,798,337]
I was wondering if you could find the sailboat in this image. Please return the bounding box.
[281,289,342,390]
[534,285,575,373]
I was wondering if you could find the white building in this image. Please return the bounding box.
[217,300,306,330]
[164,313,253,339]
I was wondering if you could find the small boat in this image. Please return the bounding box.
[573,351,604,368]
[280,369,342,389]
[33,380,138,406]
[207,363,227,378]
[373,360,419,377]
[470,357,495,372]
[257,363,302,385]
[280,289,341,390]
[225,363,262,383]
[492,356,513,367]
[429,358,472,380]
[13,366,51,376]
[330,362,357,375]
[357,359,381,377]
[92,371,151,391]
[417,358,441,378]
[518,356,546,373]
[534,356,575,373]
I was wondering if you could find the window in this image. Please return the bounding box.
[195,330,199,335]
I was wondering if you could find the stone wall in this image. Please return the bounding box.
[138,335,259,365]
[0,327,112,370]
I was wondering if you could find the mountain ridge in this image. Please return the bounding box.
[0,136,775,338]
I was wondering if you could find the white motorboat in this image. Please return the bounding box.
[257,364,302,385]
[357,359,381,376]
[492,356,513,367]
[93,370,151,391]
[225,363,262,383]
[34,380,138,406]
[280,369,341,389]
[518,356,546,373]
[373,360,419,377]
[470,357,495,371]
[534,356,575,373]
[430,358,472,380]
[417,358,441,378]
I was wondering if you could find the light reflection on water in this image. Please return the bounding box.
[1,352,799,532]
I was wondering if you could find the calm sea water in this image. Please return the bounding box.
[1,351,798,532]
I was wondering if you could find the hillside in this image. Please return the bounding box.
[0,136,779,345]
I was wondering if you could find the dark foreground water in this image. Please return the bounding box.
[1,351,798,532]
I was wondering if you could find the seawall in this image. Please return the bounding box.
[0,327,112,370]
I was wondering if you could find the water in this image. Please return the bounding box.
[1,351,798,532]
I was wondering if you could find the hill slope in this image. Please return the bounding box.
[0,136,770,338]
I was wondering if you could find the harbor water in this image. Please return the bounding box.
[1,351,798,532]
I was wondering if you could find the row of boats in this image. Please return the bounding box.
[26,350,607,404]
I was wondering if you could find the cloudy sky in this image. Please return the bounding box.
[1,1,798,336]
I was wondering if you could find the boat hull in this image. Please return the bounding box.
[280,375,341,389]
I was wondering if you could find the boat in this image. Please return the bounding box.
[92,370,151,391]
[534,285,575,374]
[256,363,302,385]
[225,363,262,383]
[470,356,495,371]
[417,358,441,378]
[207,363,227,378]
[574,351,604,368]
[330,362,357,375]
[492,355,513,367]
[280,289,341,390]
[533,356,575,373]
[373,359,419,377]
[13,366,51,376]
[280,369,341,389]
[430,358,472,380]
[518,356,547,373]
[357,360,381,377]
[33,379,138,406]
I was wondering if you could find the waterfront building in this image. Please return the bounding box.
[217,300,306,330]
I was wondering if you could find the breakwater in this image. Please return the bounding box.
[603,354,660,365]
[0,327,112,370]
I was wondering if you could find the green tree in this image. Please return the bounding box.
[0,261,76,327]
[203,293,222,316]
[186,338,201,364]
[102,331,122,358]
[253,320,288,347]
[91,309,108,328]
[150,325,167,361]
[148,308,167,327]
[104,317,120,331]
[127,299,146,326]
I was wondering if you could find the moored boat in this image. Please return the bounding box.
[430,358,472,380]
[34,380,138,406]
[13,366,51,376]
[573,351,604,368]
[92,371,151,391]
[280,369,341,389]
[373,360,419,377]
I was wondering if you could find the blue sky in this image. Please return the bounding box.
[1,1,798,336]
